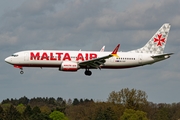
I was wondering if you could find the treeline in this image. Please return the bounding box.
[0,88,180,120]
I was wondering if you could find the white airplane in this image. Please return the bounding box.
[5,23,173,76]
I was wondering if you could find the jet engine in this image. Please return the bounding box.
[60,61,79,71]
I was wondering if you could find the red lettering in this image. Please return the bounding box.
[30,52,97,61]
[50,53,57,60]
[56,53,63,60]
[30,52,40,60]
[85,53,88,60]
[63,53,71,61]
[76,53,84,61]
[41,52,49,60]
[90,53,97,59]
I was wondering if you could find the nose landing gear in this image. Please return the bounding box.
[20,70,24,74]
[20,68,24,74]
[13,65,24,74]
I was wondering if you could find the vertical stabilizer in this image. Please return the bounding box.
[130,23,171,54]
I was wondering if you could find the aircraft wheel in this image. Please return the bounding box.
[88,71,92,76]
[84,71,88,75]
[20,71,24,74]
[84,70,92,76]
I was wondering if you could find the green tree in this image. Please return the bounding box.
[30,106,50,120]
[23,105,33,118]
[154,103,171,120]
[16,104,26,114]
[30,113,51,120]
[94,107,118,120]
[1,98,10,104]
[108,88,148,110]
[171,103,180,120]
[49,97,56,105]
[4,105,21,120]
[1,103,11,111]
[0,105,4,120]
[120,109,148,120]
[72,98,79,105]
[18,96,29,105]
[32,106,41,114]
[40,106,51,114]
[49,111,68,120]
[57,97,65,106]
[95,108,106,120]
[104,107,118,120]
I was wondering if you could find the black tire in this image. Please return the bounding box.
[84,70,92,76]
[20,71,24,74]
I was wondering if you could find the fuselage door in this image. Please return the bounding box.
[138,55,143,64]
[24,52,29,61]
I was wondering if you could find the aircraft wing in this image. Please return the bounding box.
[151,53,174,58]
[79,44,120,69]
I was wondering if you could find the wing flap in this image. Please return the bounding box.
[79,54,112,67]
[79,44,120,68]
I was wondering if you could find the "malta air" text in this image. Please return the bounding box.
[30,52,97,61]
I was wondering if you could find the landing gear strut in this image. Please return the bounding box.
[20,68,24,74]
[84,68,92,76]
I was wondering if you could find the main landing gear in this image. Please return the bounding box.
[84,68,92,76]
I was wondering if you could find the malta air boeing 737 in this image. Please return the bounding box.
[5,23,173,76]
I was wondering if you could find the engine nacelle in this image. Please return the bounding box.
[60,61,79,72]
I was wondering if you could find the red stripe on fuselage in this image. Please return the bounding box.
[13,64,141,69]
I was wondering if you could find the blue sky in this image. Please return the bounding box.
[0,0,180,103]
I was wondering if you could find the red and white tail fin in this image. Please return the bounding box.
[100,46,105,52]
[111,44,120,58]
[130,23,171,54]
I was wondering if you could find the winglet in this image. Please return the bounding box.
[100,46,105,52]
[111,44,120,58]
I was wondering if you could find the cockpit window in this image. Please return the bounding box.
[11,54,18,57]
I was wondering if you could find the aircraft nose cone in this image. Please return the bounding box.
[5,57,11,63]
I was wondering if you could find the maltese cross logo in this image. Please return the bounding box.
[154,34,165,46]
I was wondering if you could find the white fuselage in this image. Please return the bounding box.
[4,23,172,76]
[5,50,166,69]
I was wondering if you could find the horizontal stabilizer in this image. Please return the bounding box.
[151,53,174,58]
